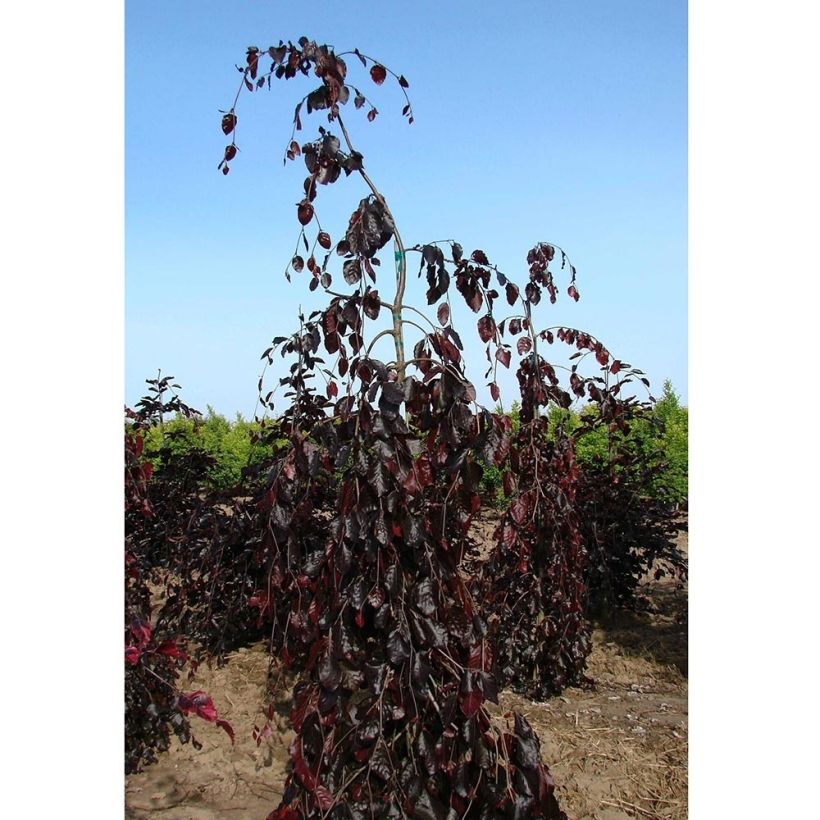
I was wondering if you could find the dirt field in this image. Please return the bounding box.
[125,524,687,820]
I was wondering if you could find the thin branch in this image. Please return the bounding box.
[336,113,408,378]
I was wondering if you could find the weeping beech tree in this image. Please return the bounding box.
[206,37,659,818]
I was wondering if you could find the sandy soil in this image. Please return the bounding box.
[126,525,687,820]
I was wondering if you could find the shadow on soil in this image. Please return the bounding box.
[595,578,688,677]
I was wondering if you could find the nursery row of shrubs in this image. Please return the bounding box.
[140,380,687,507]
[126,372,687,773]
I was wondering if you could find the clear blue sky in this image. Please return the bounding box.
[126,0,687,417]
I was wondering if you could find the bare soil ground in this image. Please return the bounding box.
[125,524,687,820]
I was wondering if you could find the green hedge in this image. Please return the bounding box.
[142,407,278,489]
[479,381,687,505]
[145,384,687,504]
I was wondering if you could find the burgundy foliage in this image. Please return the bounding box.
[125,377,234,773]
[215,37,582,816]
[478,420,591,699]
[574,409,687,618]
[126,389,271,661]
[123,33,681,816]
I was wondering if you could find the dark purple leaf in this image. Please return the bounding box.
[415,578,436,616]
[221,112,237,135]
[343,258,362,284]
[477,315,496,344]
[297,200,314,226]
